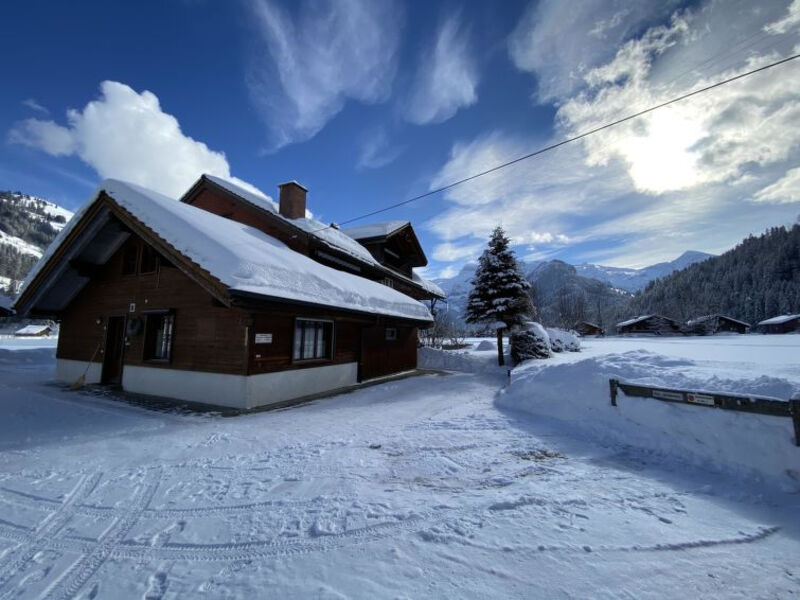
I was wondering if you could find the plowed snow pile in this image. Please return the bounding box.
[500,349,800,489]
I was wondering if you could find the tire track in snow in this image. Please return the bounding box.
[40,467,162,600]
[0,471,102,598]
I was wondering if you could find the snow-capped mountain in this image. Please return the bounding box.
[574,251,714,292]
[0,191,73,291]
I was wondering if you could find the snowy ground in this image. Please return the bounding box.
[1,337,799,598]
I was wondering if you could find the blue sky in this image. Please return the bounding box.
[3,0,800,277]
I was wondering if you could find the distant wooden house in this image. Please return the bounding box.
[15,324,52,337]
[684,314,749,335]
[757,314,800,334]
[574,321,604,337]
[616,315,680,336]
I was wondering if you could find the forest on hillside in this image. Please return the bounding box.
[625,223,800,326]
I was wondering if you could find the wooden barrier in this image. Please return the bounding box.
[609,378,800,447]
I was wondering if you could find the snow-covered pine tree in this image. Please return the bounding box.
[465,226,533,365]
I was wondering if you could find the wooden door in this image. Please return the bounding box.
[102,316,126,385]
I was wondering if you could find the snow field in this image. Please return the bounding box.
[0,337,799,597]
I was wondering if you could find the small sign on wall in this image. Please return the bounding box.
[255,333,273,344]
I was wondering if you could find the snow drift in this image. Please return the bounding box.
[499,350,800,490]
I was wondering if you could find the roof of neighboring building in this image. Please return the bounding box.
[0,295,13,313]
[18,180,433,323]
[15,324,50,335]
[184,175,443,299]
[757,314,800,326]
[342,221,409,240]
[616,314,677,328]
[687,314,750,327]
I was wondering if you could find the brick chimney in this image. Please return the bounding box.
[278,181,307,219]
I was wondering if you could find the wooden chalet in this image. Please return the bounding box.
[684,314,749,335]
[615,314,681,336]
[14,177,443,410]
[574,321,604,337]
[757,314,800,334]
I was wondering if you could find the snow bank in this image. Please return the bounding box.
[499,350,800,490]
[475,340,495,351]
[545,328,581,352]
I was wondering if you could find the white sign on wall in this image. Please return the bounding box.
[255,333,273,344]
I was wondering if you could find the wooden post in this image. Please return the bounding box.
[610,378,618,407]
[791,400,800,447]
[497,328,504,366]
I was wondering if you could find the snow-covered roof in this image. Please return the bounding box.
[412,272,445,298]
[342,221,409,240]
[615,314,676,328]
[204,174,279,215]
[616,315,652,328]
[15,324,50,335]
[687,314,750,327]
[201,175,380,268]
[758,314,800,326]
[19,180,432,323]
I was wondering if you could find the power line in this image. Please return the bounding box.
[318,51,800,232]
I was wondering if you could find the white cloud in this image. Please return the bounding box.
[754,166,800,203]
[247,0,402,149]
[404,12,478,125]
[357,126,402,170]
[427,1,800,274]
[8,81,261,199]
[432,240,484,262]
[766,0,800,34]
[21,98,49,115]
[508,0,679,103]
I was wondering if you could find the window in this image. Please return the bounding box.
[121,244,138,276]
[385,327,397,341]
[293,319,333,361]
[382,277,394,289]
[140,245,159,273]
[144,311,175,361]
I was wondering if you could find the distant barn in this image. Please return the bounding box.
[15,324,52,337]
[616,315,680,336]
[685,314,749,335]
[757,314,800,334]
[574,321,604,337]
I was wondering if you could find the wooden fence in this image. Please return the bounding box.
[609,379,800,447]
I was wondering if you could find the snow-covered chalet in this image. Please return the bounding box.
[14,175,444,409]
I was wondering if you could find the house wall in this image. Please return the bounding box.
[57,235,251,376]
[55,232,421,407]
[360,319,418,380]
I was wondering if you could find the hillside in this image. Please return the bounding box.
[628,224,800,325]
[0,191,73,293]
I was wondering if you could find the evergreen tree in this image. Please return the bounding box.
[465,226,532,365]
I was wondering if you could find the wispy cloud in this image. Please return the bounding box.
[21,98,49,115]
[246,0,402,149]
[427,0,800,273]
[8,81,261,198]
[357,126,403,170]
[404,12,478,125]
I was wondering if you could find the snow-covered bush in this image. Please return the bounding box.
[546,328,581,352]
[475,340,495,351]
[511,322,552,364]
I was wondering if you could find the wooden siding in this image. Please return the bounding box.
[360,319,417,381]
[57,235,251,376]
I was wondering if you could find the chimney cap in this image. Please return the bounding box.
[277,180,308,192]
